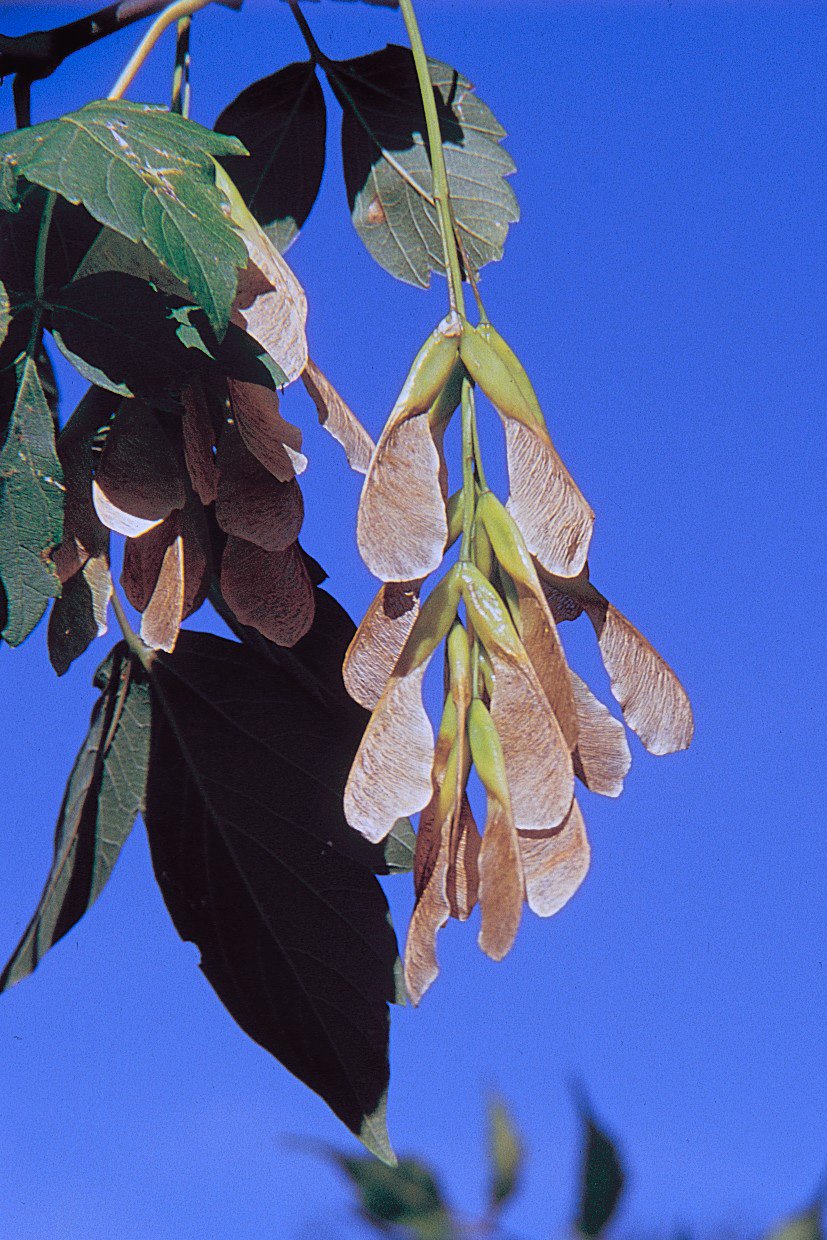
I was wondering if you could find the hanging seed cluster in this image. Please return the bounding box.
[343,314,694,1003]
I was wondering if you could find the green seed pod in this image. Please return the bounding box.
[478,645,496,700]
[459,563,522,660]
[445,490,463,548]
[474,517,494,580]
[477,490,536,590]
[497,566,522,633]
[478,322,545,429]
[397,563,462,675]
[447,621,472,704]
[428,357,465,433]
[459,323,535,429]
[468,698,511,808]
[397,321,461,423]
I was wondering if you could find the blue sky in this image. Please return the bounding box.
[0,3,824,1238]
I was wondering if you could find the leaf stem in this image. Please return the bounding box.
[108,0,213,100]
[26,189,56,357]
[398,0,465,318]
[110,586,153,669]
[170,14,192,116]
[459,377,476,563]
[287,1,327,65]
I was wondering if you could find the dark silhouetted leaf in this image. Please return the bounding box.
[0,645,149,989]
[577,1101,625,1238]
[0,101,248,331]
[487,1095,523,1210]
[0,353,63,645]
[336,1154,456,1240]
[216,60,326,253]
[332,45,518,287]
[144,629,402,1160]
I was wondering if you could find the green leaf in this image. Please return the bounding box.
[0,101,248,332]
[0,645,149,990]
[144,628,401,1161]
[0,278,10,348]
[336,1155,456,1240]
[767,1205,825,1240]
[383,817,415,875]
[332,45,519,287]
[576,1100,625,1238]
[0,352,63,645]
[487,1095,523,1210]
[215,60,326,253]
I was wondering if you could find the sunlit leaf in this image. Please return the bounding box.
[144,630,401,1160]
[0,645,149,990]
[216,60,326,253]
[335,1154,456,1240]
[333,45,518,287]
[0,352,63,645]
[767,1204,825,1240]
[0,101,248,331]
[487,1096,524,1210]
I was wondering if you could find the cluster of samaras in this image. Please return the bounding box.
[342,314,694,1003]
[51,164,371,663]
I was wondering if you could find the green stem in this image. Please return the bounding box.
[398,0,466,318]
[110,586,153,669]
[459,377,476,562]
[108,0,213,99]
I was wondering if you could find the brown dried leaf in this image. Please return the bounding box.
[301,358,374,474]
[518,798,590,918]
[94,400,185,533]
[585,598,694,756]
[502,418,594,579]
[227,378,306,481]
[571,672,631,798]
[216,422,304,552]
[344,660,434,843]
[489,647,574,832]
[478,799,524,962]
[343,580,421,710]
[220,536,314,647]
[141,533,185,653]
[357,411,447,582]
[180,379,218,505]
[231,222,308,385]
[446,795,481,922]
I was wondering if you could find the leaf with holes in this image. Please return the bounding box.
[0,645,149,990]
[0,353,64,645]
[0,101,248,332]
[332,45,518,287]
[144,629,403,1160]
[216,60,326,253]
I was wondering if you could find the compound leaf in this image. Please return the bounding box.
[332,45,518,287]
[0,352,63,645]
[0,645,149,989]
[144,627,401,1160]
[0,101,248,332]
[216,60,327,253]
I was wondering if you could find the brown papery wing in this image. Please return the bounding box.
[231,229,307,385]
[570,672,631,798]
[140,533,185,653]
[180,380,218,505]
[302,359,374,475]
[220,537,314,646]
[343,580,421,710]
[478,799,524,962]
[344,659,435,843]
[585,599,694,756]
[518,798,590,918]
[502,417,593,579]
[446,795,481,923]
[226,379,306,481]
[216,423,304,553]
